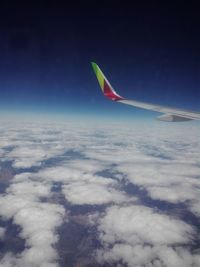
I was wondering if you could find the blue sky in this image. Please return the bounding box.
[0,2,199,121]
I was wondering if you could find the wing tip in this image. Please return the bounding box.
[91,61,124,101]
[91,62,98,75]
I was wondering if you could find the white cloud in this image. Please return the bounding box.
[8,147,47,168]
[0,121,86,169]
[14,203,64,267]
[97,244,200,267]
[189,201,200,217]
[24,157,134,205]
[98,205,194,246]
[0,251,59,267]
[96,205,200,267]
[147,184,200,204]
[62,182,129,205]
[0,179,65,267]
[65,158,107,173]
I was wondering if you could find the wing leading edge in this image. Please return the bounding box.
[91,62,200,122]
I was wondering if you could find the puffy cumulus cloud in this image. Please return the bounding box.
[62,182,129,205]
[4,142,69,169]
[31,165,104,183]
[7,146,49,168]
[147,184,200,204]
[97,244,200,267]
[7,180,50,199]
[0,180,51,219]
[65,158,107,173]
[98,205,194,245]
[96,205,200,267]
[0,178,65,267]
[0,252,59,267]
[28,163,133,205]
[14,204,64,267]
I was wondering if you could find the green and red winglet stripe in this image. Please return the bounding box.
[91,62,124,101]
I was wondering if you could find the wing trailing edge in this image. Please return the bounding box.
[91,62,200,122]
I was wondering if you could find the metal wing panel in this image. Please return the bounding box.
[118,100,200,120]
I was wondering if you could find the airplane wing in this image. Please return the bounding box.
[91,62,200,122]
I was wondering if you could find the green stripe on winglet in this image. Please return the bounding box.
[91,62,104,92]
[91,62,98,75]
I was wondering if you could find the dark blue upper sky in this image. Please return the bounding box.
[0,2,199,120]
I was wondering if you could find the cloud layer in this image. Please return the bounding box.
[0,120,199,267]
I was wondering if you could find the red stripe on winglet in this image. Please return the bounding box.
[103,80,124,101]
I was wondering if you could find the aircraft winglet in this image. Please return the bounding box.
[91,62,124,101]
